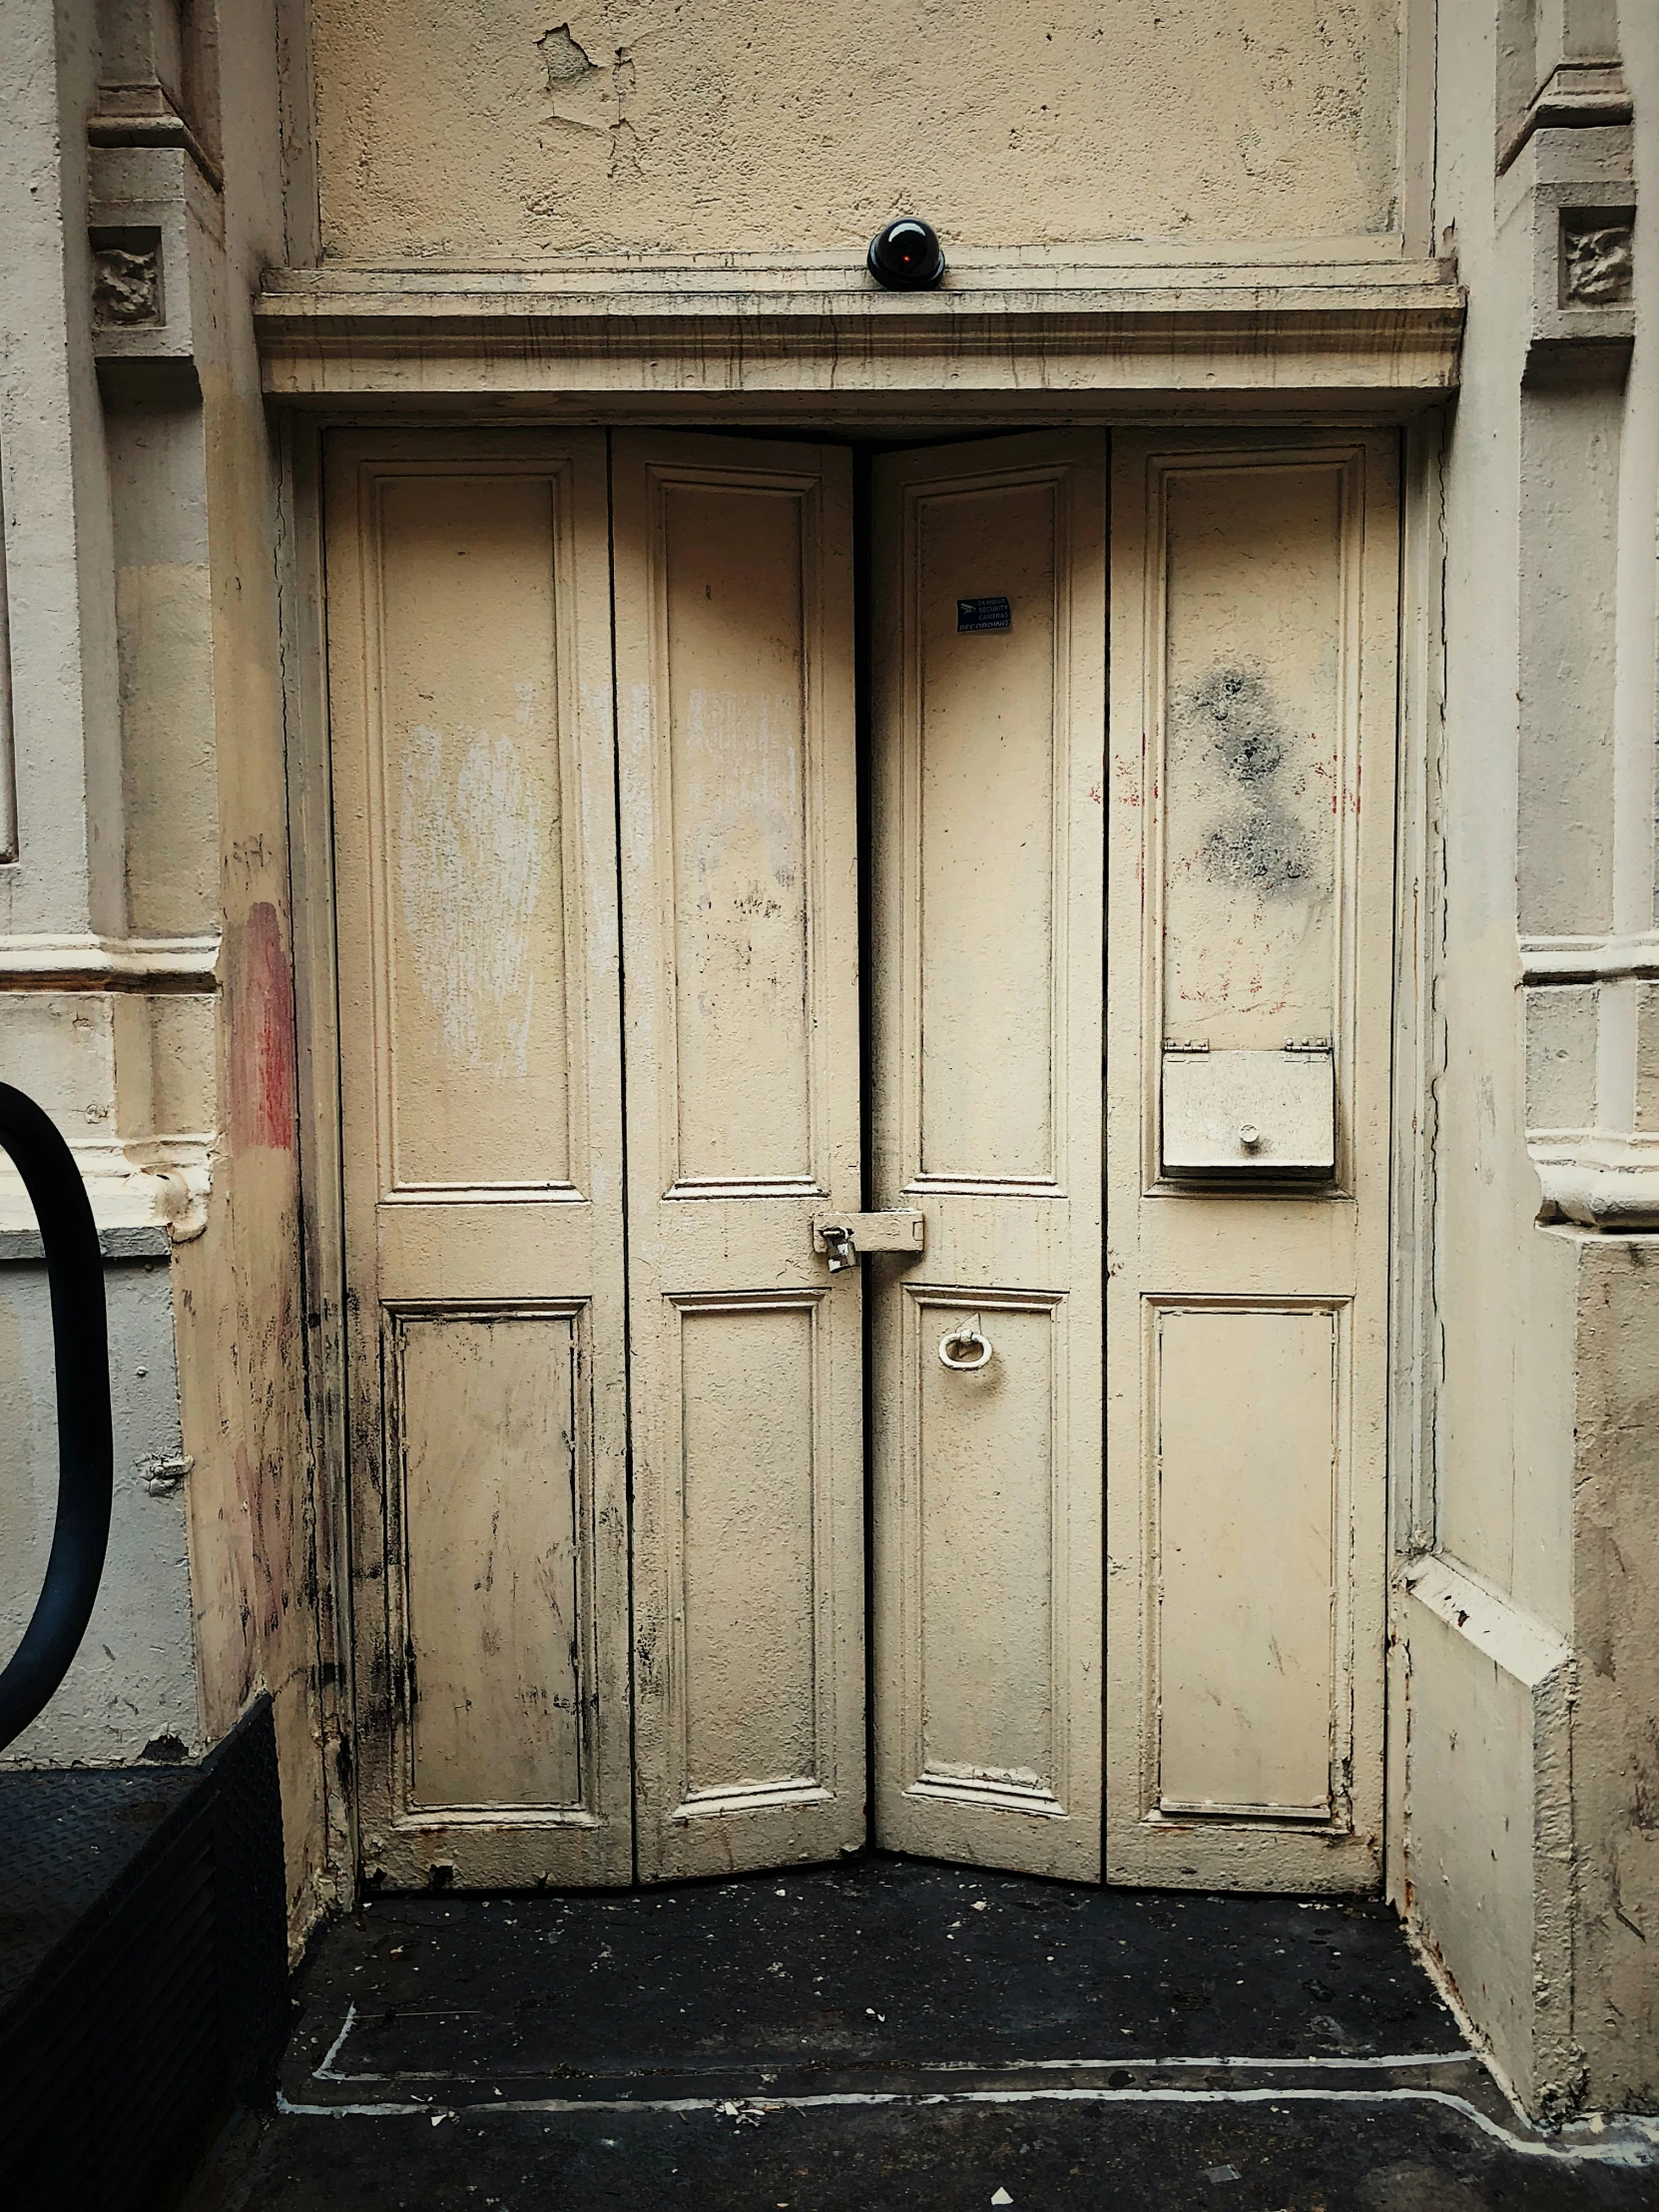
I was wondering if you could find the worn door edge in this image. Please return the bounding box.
[1383,408,1449,1912]
[276,414,360,1916]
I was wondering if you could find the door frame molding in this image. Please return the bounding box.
[276,412,359,1902]
[1384,407,1451,1910]
[275,403,1449,1907]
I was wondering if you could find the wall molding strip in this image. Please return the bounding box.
[0,1133,213,1241]
[0,933,221,991]
[1530,1137,1659,1230]
[1520,932,1659,985]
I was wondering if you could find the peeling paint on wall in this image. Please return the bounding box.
[229,901,297,1155]
[529,20,646,197]
[538,23,597,95]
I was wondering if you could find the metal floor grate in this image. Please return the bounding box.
[0,1695,286,2211]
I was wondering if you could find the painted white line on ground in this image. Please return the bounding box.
[320,2025,1477,2079]
[275,2080,1659,2167]
[313,2003,358,2080]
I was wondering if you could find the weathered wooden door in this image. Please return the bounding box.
[867,434,1107,1879]
[1104,433,1398,1893]
[325,424,1396,1898]
[326,431,632,1888]
[612,434,866,1881]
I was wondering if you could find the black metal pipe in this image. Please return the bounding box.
[0,1082,113,1753]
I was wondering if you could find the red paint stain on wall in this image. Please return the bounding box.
[230,900,297,1153]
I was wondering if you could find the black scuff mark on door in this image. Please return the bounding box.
[1186,664,1315,898]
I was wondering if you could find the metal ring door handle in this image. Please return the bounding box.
[938,1315,993,1371]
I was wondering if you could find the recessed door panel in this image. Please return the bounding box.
[916,481,1058,1184]
[870,433,1106,1880]
[1153,1302,1342,1820]
[676,1295,830,1807]
[907,1292,1064,1813]
[614,432,863,1881]
[397,1309,583,1814]
[1160,462,1348,1058]
[661,483,815,1188]
[326,432,631,1889]
[374,474,574,1192]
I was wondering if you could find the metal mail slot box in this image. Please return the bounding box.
[1161,1046,1336,1177]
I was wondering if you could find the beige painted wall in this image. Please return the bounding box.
[1573,1236,1659,2110]
[306,0,1405,261]
[1402,0,1659,2125]
[0,0,330,1944]
[174,0,331,1944]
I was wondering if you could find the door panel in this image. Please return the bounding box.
[1153,1302,1343,1820]
[397,1309,584,1813]
[326,432,631,1887]
[676,1296,828,1796]
[613,433,864,1880]
[370,472,576,1192]
[904,1290,1067,1799]
[1106,434,1398,1890]
[869,433,1106,1879]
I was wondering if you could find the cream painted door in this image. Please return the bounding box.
[325,424,1396,1899]
[1104,433,1398,1892]
[612,433,865,1881]
[326,431,632,1888]
[868,434,1107,1879]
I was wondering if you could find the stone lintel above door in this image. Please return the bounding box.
[256,255,1464,418]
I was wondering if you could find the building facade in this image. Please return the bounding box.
[0,0,1654,2124]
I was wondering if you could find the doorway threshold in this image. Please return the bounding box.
[187,1858,1659,2210]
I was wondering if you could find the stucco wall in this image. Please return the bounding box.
[1406,0,1659,2123]
[0,0,330,1946]
[1573,1236,1659,2111]
[1404,1597,1568,2109]
[306,0,1406,262]
[173,0,330,1945]
[0,1235,198,1765]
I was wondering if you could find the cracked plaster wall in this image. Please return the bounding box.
[307,0,1404,260]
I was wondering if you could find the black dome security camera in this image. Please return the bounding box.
[866,217,946,290]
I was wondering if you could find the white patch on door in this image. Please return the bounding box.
[398,688,547,1076]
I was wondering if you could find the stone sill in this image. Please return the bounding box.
[1401,1553,1569,1691]
[1531,1139,1659,1230]
[0,1224,170,1263]
[0,933,219,992]
[0,1137,212,1244]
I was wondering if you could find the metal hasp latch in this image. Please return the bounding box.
[813,1211,926,1273]
[1160,1039,1336,1177]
